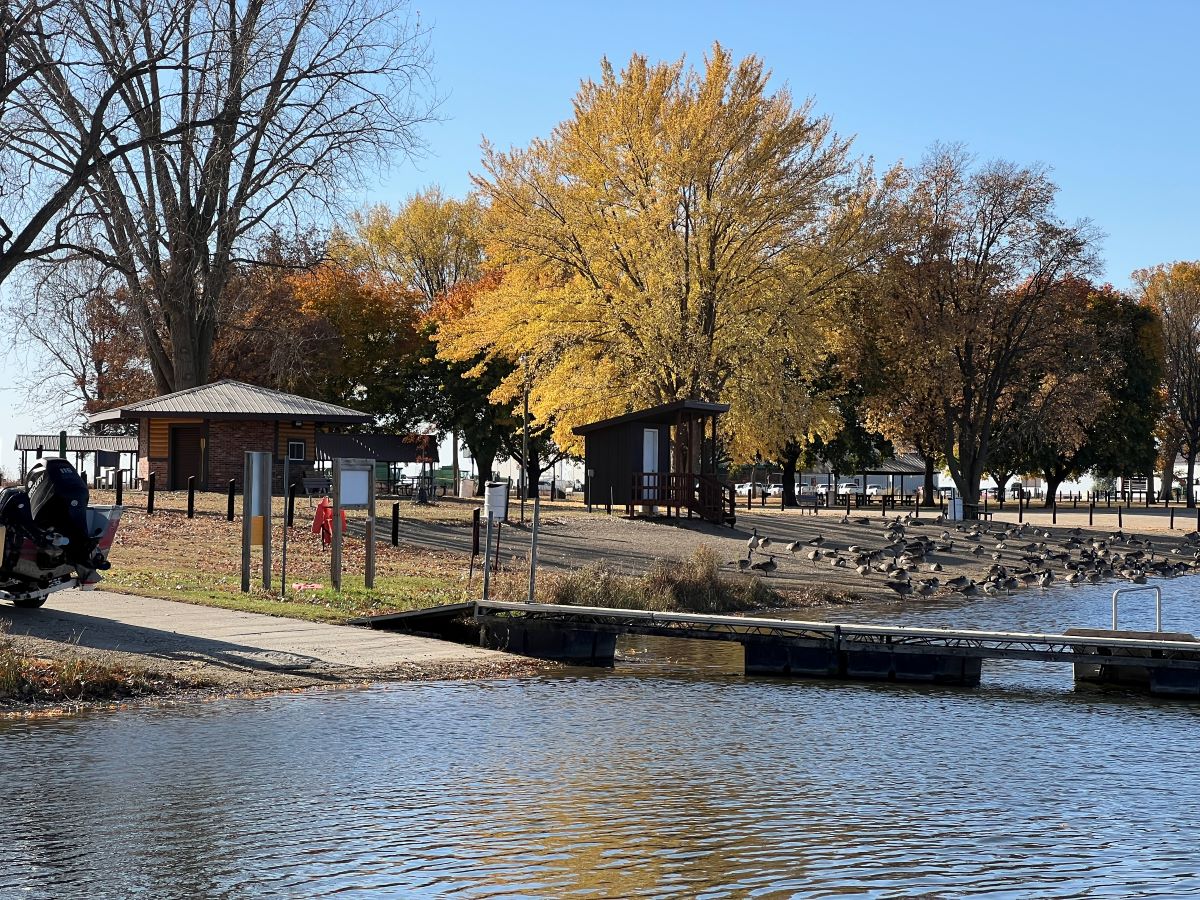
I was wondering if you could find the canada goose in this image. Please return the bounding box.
[785,540,802,557]
[807,535,825,547]
[747,528,761,552]
[927,562,942,572]
[750,556,778,576]
[759,537,773,552]
[737,553,752,572]
[883,580,913,598]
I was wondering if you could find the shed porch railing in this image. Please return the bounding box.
[627,472,736,526]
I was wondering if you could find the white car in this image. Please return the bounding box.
[836,481,861,495]
[735,482,769,497]
[865,485,882,496]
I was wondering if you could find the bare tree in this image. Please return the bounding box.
[11,253,154,423]
[17,0,435,392]
[0,0,200,284]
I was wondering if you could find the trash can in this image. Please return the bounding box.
[459,478,477,499]
[948,498,964,521]
[483,481,508,522]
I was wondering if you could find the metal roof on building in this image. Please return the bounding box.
[572,399,730,435]
[316,433,439,463]
[87,380,371,424]
[801,453,930,477]
[14,434,138,453]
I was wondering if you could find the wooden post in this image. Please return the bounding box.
[1089,502,1094,527]
[147,472,156,515]
[187,476,196,518]
[115,470,124,506]
[227,479,236,521]
[392,502,400,546]
[1018,491,1023,523]
[1118,506,1123,529]
[286,482,297,528]
[1052,501,1056,525]
[1170,507,1175,530]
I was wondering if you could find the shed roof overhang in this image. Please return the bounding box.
[572,400,730,435]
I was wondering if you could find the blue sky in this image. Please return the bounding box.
[2,0,1198,469]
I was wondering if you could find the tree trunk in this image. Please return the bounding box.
[1162,448,1177,505]
[781,446,800,507]
[1043,473,1064,507]
[1188,452,1197,509]
[468,444,496,497]
[922,455,936,507]
[525,456,539,500]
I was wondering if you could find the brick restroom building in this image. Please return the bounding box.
[88,380,372,490]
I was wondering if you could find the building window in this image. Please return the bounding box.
[288,439,306,461]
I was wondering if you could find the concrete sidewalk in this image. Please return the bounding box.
[0,589,505,678]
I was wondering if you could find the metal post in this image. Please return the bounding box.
[1118,506,1123,529]
[331,458,343,591]
[364,471,375,589]
[481,511,495,601]
[116,471,124,506]
[1089,502,1094,527]
[527,494,541,603]
[520,355,529,526]
[227,479,236,521]
[147,472,156,515]
[260,453,272,591]
[1052,501,1056,525]
[392,502,400,546]
[241,454,253,593]
[493,521,503,574]
[58,430,67,458]
[187,476,196,518]
[281,457,289,599]
[287,482,297,528]
[1018,492,1023,523]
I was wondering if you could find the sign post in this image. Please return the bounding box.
[331,457,376,591]
[241,451,273,592]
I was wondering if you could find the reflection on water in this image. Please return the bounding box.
[2,580,1199,898]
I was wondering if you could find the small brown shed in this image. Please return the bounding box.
[573,399,734,525]
[88,380,372,490]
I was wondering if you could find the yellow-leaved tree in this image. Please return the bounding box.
[437,43,897,461]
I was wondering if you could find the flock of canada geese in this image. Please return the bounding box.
[734,511,1200,598]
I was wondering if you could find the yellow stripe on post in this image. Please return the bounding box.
[250,515,265,547]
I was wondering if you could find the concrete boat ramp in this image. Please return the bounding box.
[1,590,508,679]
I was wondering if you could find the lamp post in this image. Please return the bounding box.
[520,354,530,525]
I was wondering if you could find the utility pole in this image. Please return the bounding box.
[521,354,530,525]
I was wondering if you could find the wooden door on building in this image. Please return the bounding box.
[170,425,205,490]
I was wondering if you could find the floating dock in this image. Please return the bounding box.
[471,600,1200,698]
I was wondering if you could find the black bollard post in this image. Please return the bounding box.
[187,476,196,519]
[227,479,236,521]
[1119,506,1123,529]
[1018,492,1023,523]
[392,502,400,547]
[1171,507,1175,530]
[147,472,156,515]
[116,470,124,506]
[1052,501,1057,525]
[287,483,297,528]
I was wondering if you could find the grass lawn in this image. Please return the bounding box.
[102,496,476,622]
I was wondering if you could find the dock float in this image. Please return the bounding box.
[472,600,1200,698]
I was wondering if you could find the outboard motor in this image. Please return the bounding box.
[25,458,91,564]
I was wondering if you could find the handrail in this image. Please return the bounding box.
[1113,585,1162,632]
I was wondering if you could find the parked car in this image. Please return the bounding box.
[768,484,785,497]
[836,481,861,495]
[735,482,769,497]
[865,485,882,496]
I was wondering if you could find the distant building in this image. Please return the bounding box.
[88,380,372,490]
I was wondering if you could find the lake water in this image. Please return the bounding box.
[2,582,1198,898]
